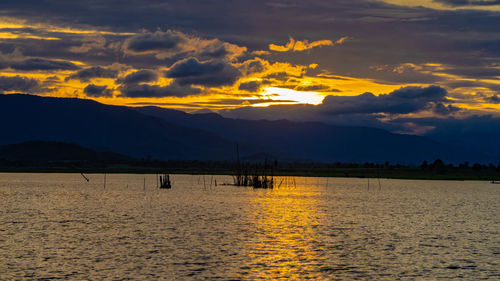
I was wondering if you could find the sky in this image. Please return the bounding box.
[0,0,499,134]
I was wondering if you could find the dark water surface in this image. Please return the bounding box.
[1,173,499,280]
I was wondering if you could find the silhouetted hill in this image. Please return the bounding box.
[0,141,131,162]
[424,121,500,162]
[0,94,258,160]
[0,94,488,164]
[136,106,487,164]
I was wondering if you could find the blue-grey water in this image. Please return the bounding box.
[0,173,499,280]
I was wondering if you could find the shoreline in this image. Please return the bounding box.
[1,167,499,181]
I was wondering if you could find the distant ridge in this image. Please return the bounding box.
[0,94,488,164]
[0,94,259,161]
[135,106,487,164]
[0,141,131,162]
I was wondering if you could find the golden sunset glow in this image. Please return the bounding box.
[2,2,500,281]
[257,87,325,106]
[0,1,498,131]
[244,178,324,279]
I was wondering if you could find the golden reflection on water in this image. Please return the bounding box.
[242,177,327,279]
[2,174,499,280]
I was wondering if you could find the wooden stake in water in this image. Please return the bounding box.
[278,178,284,188]
[143,177,146,191]
[80,173,89,182]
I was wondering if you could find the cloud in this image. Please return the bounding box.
[9,58,80,71]
[263,72,294,81]
[165,57,241,87]
[0,0,497,124]
[239,81,261,92]
[84,84,113,97]
[69,35,106,53]
[123,30,246,60]
[118,69,158,84]
[487,94,500,103]
[119,82,201,98]
[391,115,500,156]
[124,30,182,53]
[239,59,265,75]
[66,66,118,82]
[0,50,80,71]
[432,103,462,115]
[432,0,500,6]
[320,86,448,115]
[269,36,348,52]
[0,75,41,93]
[220,86,455,132]
[43,75,61,86]
[295,84,340,92]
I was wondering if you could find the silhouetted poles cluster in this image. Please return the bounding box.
[159,174,171,189]
[232,143,275,189]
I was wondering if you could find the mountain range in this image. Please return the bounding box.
[0,141,131,162]
[0,94,490,164]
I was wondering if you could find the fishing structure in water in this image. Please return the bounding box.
[159,174,172,189]
[232,143,275,189]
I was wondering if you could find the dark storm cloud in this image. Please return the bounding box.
[124,31,183,53]
[9,58,80,71]
[0,35,119,70]
[199,47,228,59]
[220,86,454,132]
[295,84,339,92]
[240,59,265,75]
[66,66,118,82]
[122,30,246,61]
[119,83,201,98]
[263,72,294,81]
[487,94,500,103]
[433,0,500,6]
[0,0,497,87]
[0,75,41,93]
[238,81,261,92]
[446,80,500,93]
[432,103,461,115]
[321,86,448,115]
[0,50,81,72]
[84,84,113,97]
[0,0,498,127]
[444,65,500,79]
[118,69,158,84]
[165,58,241,87]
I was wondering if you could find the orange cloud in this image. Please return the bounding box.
[269,36,348,52]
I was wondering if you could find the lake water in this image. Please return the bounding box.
[0,173,499,280]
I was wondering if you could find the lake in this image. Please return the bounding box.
[0,173,499,280]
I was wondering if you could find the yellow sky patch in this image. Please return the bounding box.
[0,17,135,37]
[0,32,60,40]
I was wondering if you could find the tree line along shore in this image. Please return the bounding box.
[2,158,500,181]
